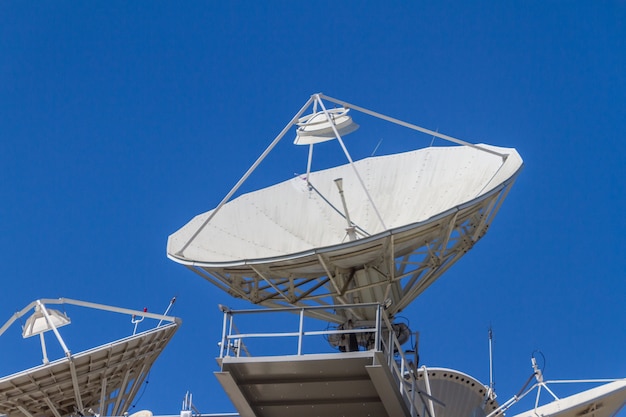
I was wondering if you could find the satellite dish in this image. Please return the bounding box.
[414,368,500,417]
[0,299,180,417]
[510,379,626,417]
[167,94,523,323]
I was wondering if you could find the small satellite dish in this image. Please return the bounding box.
[0,299,180,417]
[414,368,500,417]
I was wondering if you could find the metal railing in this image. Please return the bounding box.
[217,302,430,417]
[218,303,385,357]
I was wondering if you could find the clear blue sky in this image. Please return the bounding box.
[1,1,624,415]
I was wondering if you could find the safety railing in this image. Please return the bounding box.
[217,302,427,417]
[218,303,383,357]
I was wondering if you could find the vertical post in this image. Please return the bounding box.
[39,333,49,364]
[297,308,305,355]
[228,313,234,356]
[375,304,381,351]
[488,327,495,396]
[410,379,418,417]
[387,319,393,367]
[220,310,228,358]
[306,144,314,182]
[422,366,437,417]
[534,385,543,411]
[399,356,406,396]
[37,301,71,357]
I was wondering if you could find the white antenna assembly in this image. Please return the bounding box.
[486,352,626,417]
[0,298,180,417]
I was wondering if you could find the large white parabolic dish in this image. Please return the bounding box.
[167,94,523,322]
[169,144,521,265]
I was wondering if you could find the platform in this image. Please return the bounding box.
[216,350,410,417]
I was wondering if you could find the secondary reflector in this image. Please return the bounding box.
[22,307,71,338]
[294,107,359,144]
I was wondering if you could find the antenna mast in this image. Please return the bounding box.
[489,327,495,395]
